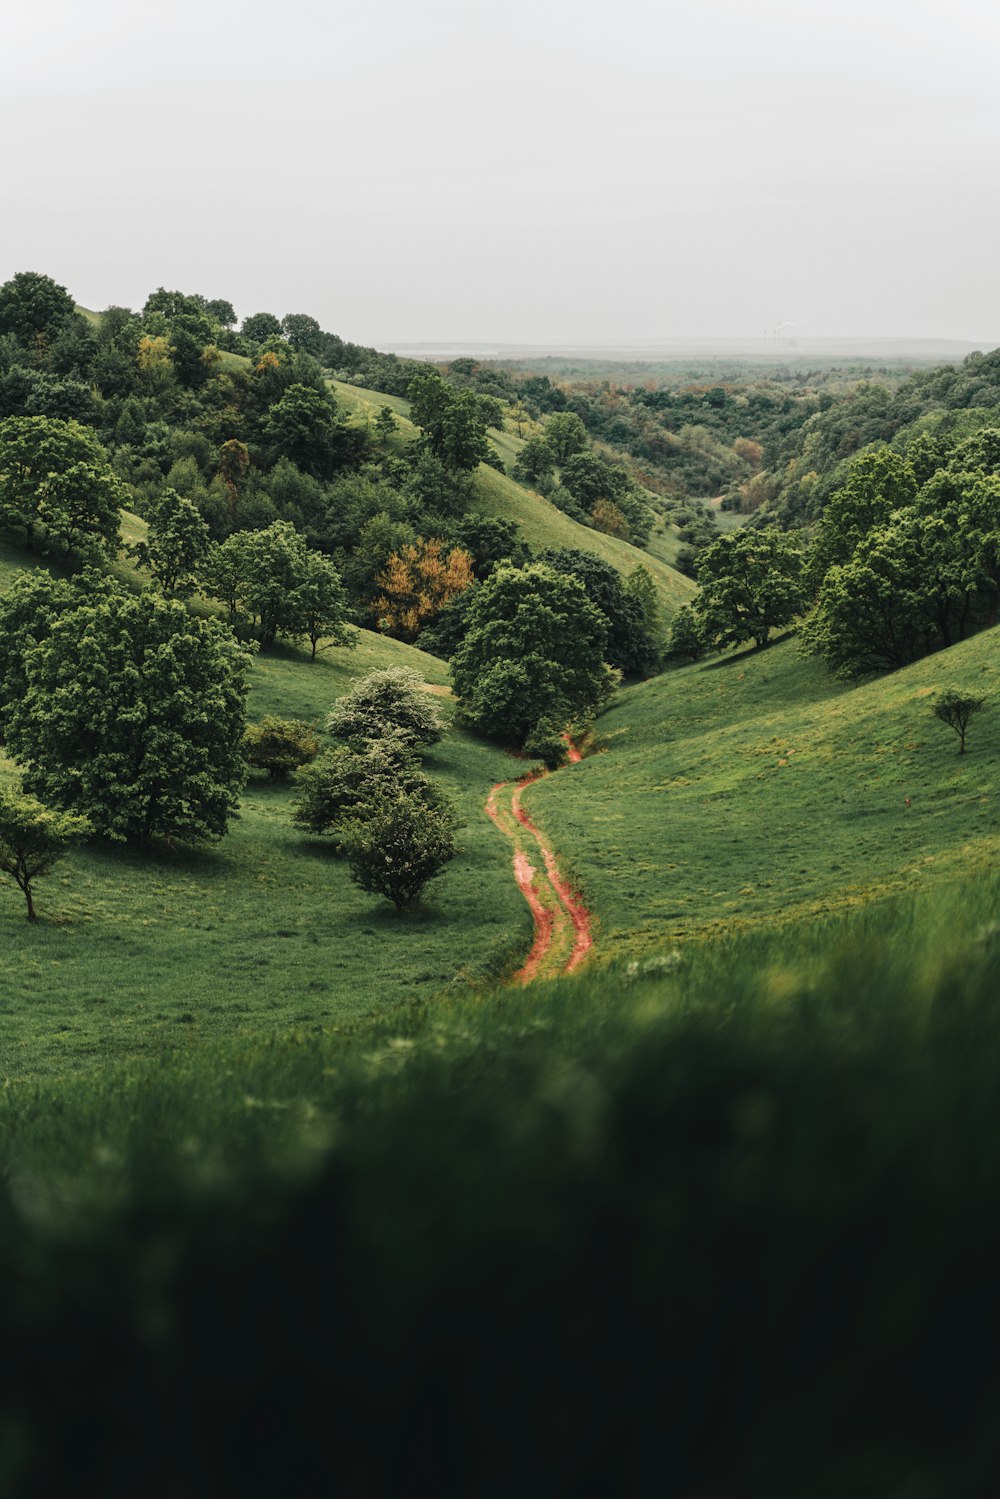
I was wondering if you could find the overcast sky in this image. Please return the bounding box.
[2,0,998,345]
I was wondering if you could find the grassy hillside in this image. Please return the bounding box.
[0,536,528,1082]
[525,626,1000,961]
[330,379,695,613]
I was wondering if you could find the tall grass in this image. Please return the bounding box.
[3,876,1000,1495]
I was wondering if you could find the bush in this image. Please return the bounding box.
[292,736,438,846]
[341,789,459,910]
[243,717,320,783]
[326,669,443,751]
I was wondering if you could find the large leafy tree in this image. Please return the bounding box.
[0,416,125,557]
[807,448,917,588]
[202,520,351,650]
[0,272,76,344]
[451,563,610,746]
[5,588,252,844]
[264,383,357,479]
[539,548,660,676]
[544,411,588,463]
[693,528,806,651]
[408,369,490,471]
[241,312,283,345]
[132,487,211,596]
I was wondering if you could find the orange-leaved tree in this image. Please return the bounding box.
[373,539,473,642]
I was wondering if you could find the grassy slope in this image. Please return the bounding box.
[330,379,695,614]
[525,627,1000,962]
[0,535,527,1082]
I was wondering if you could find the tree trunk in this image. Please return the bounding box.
[24,883,36,922]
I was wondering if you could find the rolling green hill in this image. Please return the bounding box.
[330,379,695,613]
[525,624,1000,961]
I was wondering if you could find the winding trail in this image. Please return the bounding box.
[485,736,594,984]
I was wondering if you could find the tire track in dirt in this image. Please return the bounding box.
[485,736,593,984]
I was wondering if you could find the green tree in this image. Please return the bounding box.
[293,735,437,844]
[326,668,443,750]
[451,564,611,746]
[932,690,986,755]
[544,411,588,463]
[803,474,1000,678]
[374,405,398,441]
[264,383,346,478]
[0,271,76,345]
[243,717,320,782]
[666,603,706,663]
[281,313,323,355]
[693,529,806,651]
[0,569,78,736]
[0,415,124,557]
[408,369,490,471]
[132,488,211,596]
[540,548,659,677]
[202,521,351,650]
[6,589,252,844]
[341,789,458,911]
[808,449,917,588]
[0,787,91,922]
[512,435,555,487]
[241,312,283,344]
[295,551,355,660]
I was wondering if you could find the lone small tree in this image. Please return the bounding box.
[931,689,986,755]
[0,788,91,922]
[341,790,458,911]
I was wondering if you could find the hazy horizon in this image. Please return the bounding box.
[4,0,999,346]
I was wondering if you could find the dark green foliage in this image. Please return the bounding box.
[0,271,76,344]
[0,787,91,921]
[807,447,917,588]
[446,515,529,580]
[949,426,1000,476]
[264,382,364,479]
[373,405,398,440]
[240,311,283,345]
[694,528,806,650]
[0,415,124,557]
[666,601,706,663]
[523,717,568,769]
[201,521,351,651]
[512,434,555,486]
[281,314,323,355]
[931,689,986,754]
[132,487,211,595]
[5,585,253,843]
[540,547,661,676]
[451,563,611,746]
[804,473,1000,678]
[292,735,438,843]
[0,569,78,736]
[342,788,458,910]
[408,368,490,471]
[243,717,320,782]
[325,667,443,750]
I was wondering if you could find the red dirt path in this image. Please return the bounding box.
[485,735,593,983]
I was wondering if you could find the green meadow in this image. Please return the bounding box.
[527,625,1000,960]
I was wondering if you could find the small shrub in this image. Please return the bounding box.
[326,668,443,750]
[292,736,438,846]
[243,717,320,783]
[341,790,459,911]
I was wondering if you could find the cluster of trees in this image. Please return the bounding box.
[666,428,1000,682]
[513,411,654,545]
[291,670,458,910]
